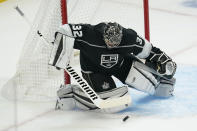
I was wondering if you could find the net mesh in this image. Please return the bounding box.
[2,0,145,101]
[2,0,64,101]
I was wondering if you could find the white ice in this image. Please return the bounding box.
[0,0,197,131]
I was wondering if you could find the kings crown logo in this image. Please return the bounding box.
[100,54,118,68]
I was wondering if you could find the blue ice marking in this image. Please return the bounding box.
[182,0,197,8]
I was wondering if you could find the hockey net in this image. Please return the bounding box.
[2,0,149,101]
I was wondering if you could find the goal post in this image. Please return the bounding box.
[2,0,150,101]
[60,0,71,85]
[143,0,150,41]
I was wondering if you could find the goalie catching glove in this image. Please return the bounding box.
[146,47,177,79]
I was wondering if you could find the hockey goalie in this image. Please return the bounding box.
[49,22,177,113]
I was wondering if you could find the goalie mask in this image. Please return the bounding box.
[103,22,123,48]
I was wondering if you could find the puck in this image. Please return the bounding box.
[122,115,129,122]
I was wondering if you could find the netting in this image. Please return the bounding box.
[2,0,64,101]
[2,0,146,101]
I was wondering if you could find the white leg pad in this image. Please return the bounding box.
[56,84,76,110]
[73,85,131,113]
[56,84,131,113]
[154,78,176,97]
[125,64,159,95]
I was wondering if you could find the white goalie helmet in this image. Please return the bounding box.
[103,22,123,48]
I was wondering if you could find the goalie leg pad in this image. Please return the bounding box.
[125,63,159,95]
[73,85,131,113]
[57,84,131,113]
[154,78,176,97]
[56,84,98,111]
[56,84,76,110]
[71,84,98,110]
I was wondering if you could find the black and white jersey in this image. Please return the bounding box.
[66,23,153,77]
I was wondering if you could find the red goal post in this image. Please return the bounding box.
[143,0,150,41]
[61,0,71,85]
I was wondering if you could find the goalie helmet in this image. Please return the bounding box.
[103,22,123,48]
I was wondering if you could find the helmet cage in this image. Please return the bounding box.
[103,22,123,48]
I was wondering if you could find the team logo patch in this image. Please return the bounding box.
[100,54,118,68]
